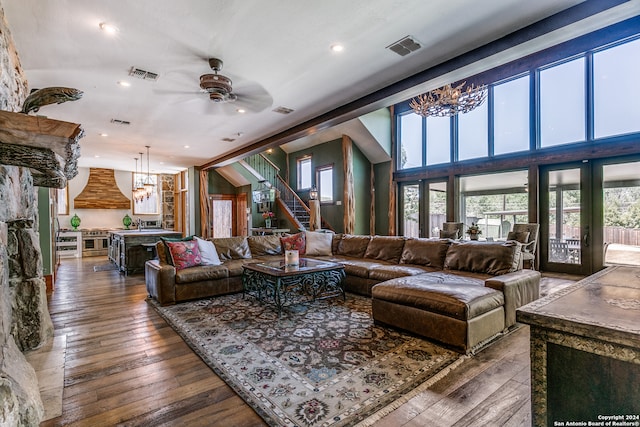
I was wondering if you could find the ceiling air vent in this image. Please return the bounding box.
[128,67,159,81]
[221,137,236,142]
[386,36,422,57]
[273,106,294,114]
[110,118,131,125]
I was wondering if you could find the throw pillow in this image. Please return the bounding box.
[194,236,221,266]
[280,232,306,255]
[507,231,530,244]
[160,235,194,266]
[305,231,333,256]
[165,240,202,270]
[439,229,459,239]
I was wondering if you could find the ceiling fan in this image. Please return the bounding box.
[199,58,237,103]
[156,57,273,114]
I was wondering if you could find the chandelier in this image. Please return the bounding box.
[133,156,146,203]
[409,81,487,117]
[143,145,155,197]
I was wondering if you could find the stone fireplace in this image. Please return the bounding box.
[1,3,56,425]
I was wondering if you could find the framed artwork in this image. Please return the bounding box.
[57,185,69,215]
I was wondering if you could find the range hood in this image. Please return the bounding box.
[73,168,131,209]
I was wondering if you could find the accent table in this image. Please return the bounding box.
[242,258,346,315]
[516,265,640,426]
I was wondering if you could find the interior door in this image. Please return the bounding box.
[540,163,592,275]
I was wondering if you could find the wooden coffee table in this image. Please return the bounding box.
[242,258,346,315]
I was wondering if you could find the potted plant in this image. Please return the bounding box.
[466,222,482,240]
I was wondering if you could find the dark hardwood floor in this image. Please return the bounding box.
[41,257,572,426]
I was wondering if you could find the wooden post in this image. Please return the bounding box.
[388,105,397,236]
[309,199,321,231]
[342,135,355,234]
[199,168,209,239]
[370,163,375,235]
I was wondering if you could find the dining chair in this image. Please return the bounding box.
[510,223,540,269]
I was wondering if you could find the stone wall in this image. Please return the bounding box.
[1,3,52,425]
[161,174,175,230]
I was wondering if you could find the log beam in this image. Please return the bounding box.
[0,110,83,188]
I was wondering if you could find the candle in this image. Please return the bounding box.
[285,249,299,267]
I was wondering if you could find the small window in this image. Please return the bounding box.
[297,156,312,190]
[494,75,530,155]
[398,112,423,169]
[594,37,640,139]
[539,57,586,147]
[317,165,334,203]
[426,116,451,165]
[133,173,159,215]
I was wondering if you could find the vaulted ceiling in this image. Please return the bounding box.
[4,1,637,175]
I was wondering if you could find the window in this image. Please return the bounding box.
[494,75,530,155]
[133,173,159,215]
[401,183,420,237]
[398,113,423,169]
[297,156,312,190]
[540,58,586,147]
[316,165,334,203]
[426,116,450,165]
[429,182,447,237]
[458,101,488,161]
[56,185,69,215]
[594,38,640,139]
[459,170,529,240]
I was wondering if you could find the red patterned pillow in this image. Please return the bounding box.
[165,240,202,270]
[280,232,306,255]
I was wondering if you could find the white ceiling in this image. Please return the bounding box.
[4,0,636,175]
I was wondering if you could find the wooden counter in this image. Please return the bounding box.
[516,265,640,426]
[108,229,182,275]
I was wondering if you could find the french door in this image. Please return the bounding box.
[540,162,593,275]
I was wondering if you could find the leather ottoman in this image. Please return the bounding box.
[371,275,506,353]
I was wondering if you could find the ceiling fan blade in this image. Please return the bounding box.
[232,81,273,113]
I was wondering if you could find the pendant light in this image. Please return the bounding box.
[143,145,155,197]
[136,151,146,201]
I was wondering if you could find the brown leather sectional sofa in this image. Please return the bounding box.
[145,233,540,353]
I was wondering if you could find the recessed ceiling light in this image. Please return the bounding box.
[330,43,344,52]
[237,108,246,114]
[184,145,190,149]
[99,22,119,34]
[99,133,108,137]
[159,162,164,165]
[94,155,100,158]
[117,81,130,87]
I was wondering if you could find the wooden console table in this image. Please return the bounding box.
[249,227,290,236]
[517,265,640,426]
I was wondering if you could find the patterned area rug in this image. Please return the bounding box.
[150,294,465,426]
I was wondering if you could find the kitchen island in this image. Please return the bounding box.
[516,265,640,426]
[108,229,182,275]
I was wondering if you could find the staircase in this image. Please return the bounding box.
[244,153,316,231]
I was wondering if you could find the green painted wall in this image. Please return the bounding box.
[287,138,374,234]
[374,161,391,235]
[37,187,53,276]
[288,139,344,232]
[352,143,371,235]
